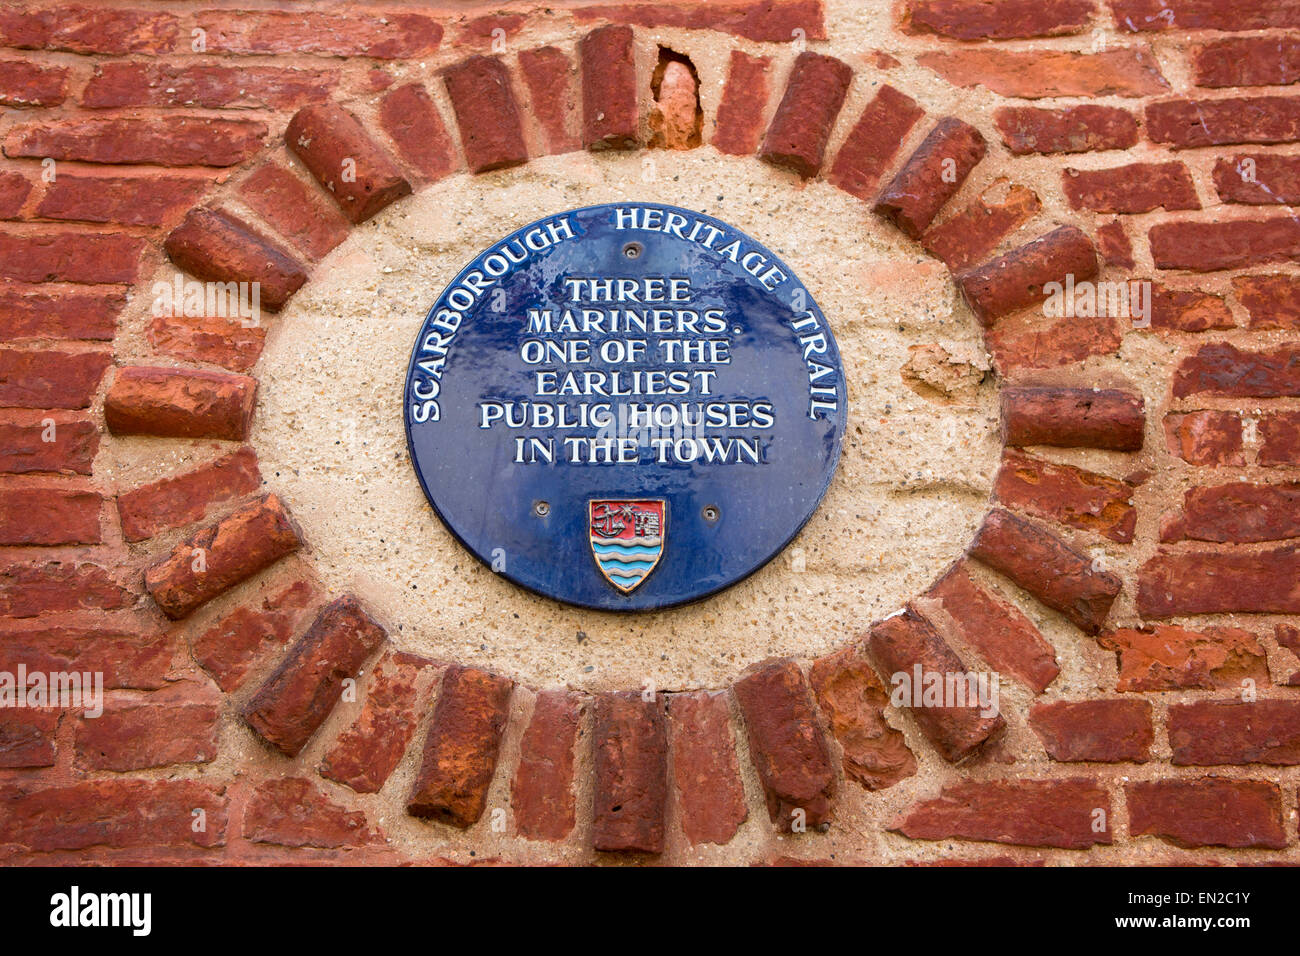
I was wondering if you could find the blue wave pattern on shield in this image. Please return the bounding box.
[589,500,665,594]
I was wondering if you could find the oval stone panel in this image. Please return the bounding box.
[403,202,847,610]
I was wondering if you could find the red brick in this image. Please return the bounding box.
[442,56,529,174]
[969,508,1122,634]
[1127,778,1285,849]
[0,170,29,218]
[457,13,526,46]
[867,608,1005,761]
[0,59,66,107]
[711,50,771,157]
[1100,624,1269,691]
[1156,217,1300,272]
[1169,700,1300,766]
[759,52,852,178]
[320,650,438,794]
[1194,36,1300,89]
[1148,284,1233,333]
[164,207,307,312]
[668,690,749,844]
[996,105,1138,155]
[0,406,96,474]
[0,557,129,617]
[104,366,257,440]
[0,485,100,545]
[144,493,302,620]
[995,449,1135,543]
[117,447,261,542]
[191,578,315,692]
[580,25,638,151]
[75,691,220,771]
[957,226,1098,326]
[1235,273,1300,330]
[378,83,457,182]
[5,116,266,167]
[0,780,227,852]
[1260,411,1300,466]
[243,596,385,757]
[1164,410,1244,466]
[902,0,1093,39]
[1113,0,1300,32]
[1216,154,1300,205]
[0,622,172,690]
[1138,547,1300,616]
[512,689,582,841]
[1174,343,1300,399]
[919,48,1168,99]
[1169,482,1300,543]
[408,665,515,829]
[922,180,1040,273]
[893,779,1112,849]
[809,645,916,790]
[237,163,348,263]
[1002,385,1145,451]
[572,0,827,43]
[827,84,924,201]
[38,172,207,228]
[591,691,668,852]
[0,348,109,409]
[1096,219,1134,269]
[84,62,334,110]
[196,10,442,58]
[0,6,178,55]
[0,709,58,768]
[146,314,266,373]
[875,118,986,239]
[245,778,378,849]
[985,309,1123,373]
[286,104,411,225]
[1063,161,1198,214]
[0,284,122,342]
[1147,96,1300,148]
[0,230,142,285]
[518,46,580,156]
[1030,700,1152,762]
[925,561,1060,692]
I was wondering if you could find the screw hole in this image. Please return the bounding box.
[534,501,550,517]
[623,241,643,259]
[702,505,720,522]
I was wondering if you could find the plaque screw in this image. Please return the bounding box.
[702,505,720,522]
[534,501,550,517]
[622,241,643,259]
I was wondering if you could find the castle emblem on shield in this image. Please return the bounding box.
[588,500,665,594]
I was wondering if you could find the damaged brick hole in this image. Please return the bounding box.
[649,48,703,150]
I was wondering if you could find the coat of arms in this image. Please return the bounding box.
[588,500,665,593]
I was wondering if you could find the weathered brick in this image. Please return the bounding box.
[0,558,129,617]
[0,709,58,767]
[1148,284,1234,333]
[920,48,1168,99]
[104,366,257,440]
[969,508,1122,634]
[957,226,1098,325]
[572,0,827,43]
[245,778,378,849]
[759,52,852,178]
[0,486,100,545]
[1169,700,1300,766]
[117,446,261,542]
[0,284,122,342]
[1153,217,1300,272]
[1235,273,1300,330]
[1127,778,1286,849]
[286,104,411,225]
[0,6,178,55]
[1029,700,1153,762]
[195,10,442,58]
[580,25,638,151]
[1002,385,1145,451]
[5,117,267,167]
[1099,624,1268,691]
[237,163,348,261]
[1215,154,1300,205]
[902,0,1093,38]
[875,118,986,239]
[0,231,142,284]
[893,779,1113,849]
[926,561,1060,692]
[1173,343,1300,399]
[164,208,307,312]
[827,85,924,201]
[0,622,172,690]
[83,62,334,110]
[36,172,207,228]
[1260,411,1300,466]
[1063,161,1198,213]
[1096,220,1135,269]
[243,596,385,757]
[996,105,1138,155]
[1113,0,1300,31]
[994,449,1135,543]
[1138,547,1300,616]
[1148,96,1300,148]
[75,691,220,771]
[1194,36,1300,89]
[1164,410,1244,466]
[191,578,314,692]
[0,59,66,107]
[0,348,109,409]
[668,690,749,844]
[1166,482,1300,543]
[711,50,771,157]
[512,689,582,842]
[985,310,1123,373]
[518,46,579,156]
[809,645,916,790]
[591,690,668,852]
[408,665,514,829]
[320,650,437,794]
[378,83,457,181]
[144,493,302,620]
[922,180,1040,273]
[442,56,529,174]
[146,314,266,373]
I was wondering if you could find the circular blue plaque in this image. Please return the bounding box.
[403,203,847,611]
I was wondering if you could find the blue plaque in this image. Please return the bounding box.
[403,203,847,611]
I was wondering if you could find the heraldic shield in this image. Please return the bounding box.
[588,500,665,594]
